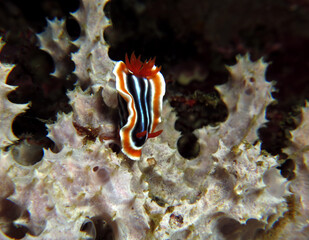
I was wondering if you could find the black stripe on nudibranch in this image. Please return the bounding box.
[126,74,152,147]
[117,94,129,129]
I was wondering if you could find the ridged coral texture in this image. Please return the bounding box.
[0,0,308,239]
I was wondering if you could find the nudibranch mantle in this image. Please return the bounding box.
[113,53,166,160]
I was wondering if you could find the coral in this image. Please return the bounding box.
[274,102,309,240]
[0,39,29,147]
[0,0,308,240]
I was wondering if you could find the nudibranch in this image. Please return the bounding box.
[113,53,166,160]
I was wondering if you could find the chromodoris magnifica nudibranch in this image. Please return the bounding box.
[113,53,166,160]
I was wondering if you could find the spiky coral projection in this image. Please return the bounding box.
[0,38,29,147]
[0,0,308,239]
[274,102,309,240]
[137,55,289,240]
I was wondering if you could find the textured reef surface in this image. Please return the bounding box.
[0,0,309,239]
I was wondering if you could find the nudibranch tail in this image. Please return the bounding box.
[113,53,166,160]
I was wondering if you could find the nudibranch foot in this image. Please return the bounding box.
[113,53,166,160]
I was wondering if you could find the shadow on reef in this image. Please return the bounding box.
[80,217,114,240]
[0,198,115,239]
